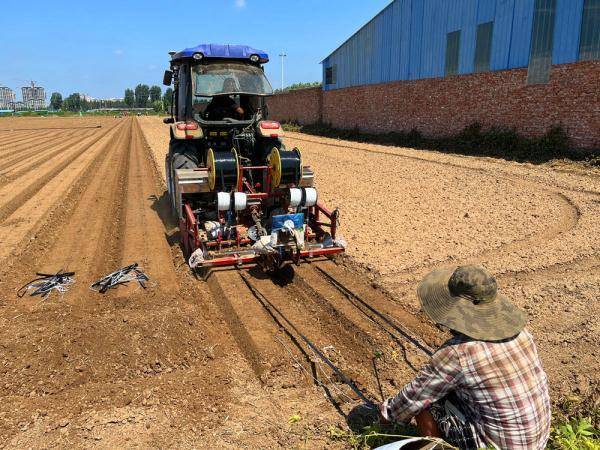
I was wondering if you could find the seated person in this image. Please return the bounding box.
[240,94,258,118]
[204,78,244,120]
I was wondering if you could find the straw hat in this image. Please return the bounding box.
[417,265,526,341]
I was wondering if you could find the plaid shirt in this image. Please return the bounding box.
[382,329,551,449]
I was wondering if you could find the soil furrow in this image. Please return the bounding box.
[35,119,132,284]
[207,270,298,384]
[117,119,178,292]
[0,130,71,158]
[0,130,94,177]
[0,122,119,223]
[0,130,64,149]
[0,121,126,265]
[0,125,103,132]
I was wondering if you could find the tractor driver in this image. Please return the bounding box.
[204,78,245,121]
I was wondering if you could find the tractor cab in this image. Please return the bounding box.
[164,44,277,166]
[162,44,345,272]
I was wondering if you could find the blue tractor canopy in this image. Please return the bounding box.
[171,44,269,63]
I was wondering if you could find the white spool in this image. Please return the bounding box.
[289,188,302,208]
[303,187,318,207]
[233,192,247,211]
[217,192,230,211]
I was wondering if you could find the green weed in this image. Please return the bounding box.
[282,121,597,164]
[548,417,599,450]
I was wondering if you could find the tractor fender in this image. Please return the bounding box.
[170,121,203,140]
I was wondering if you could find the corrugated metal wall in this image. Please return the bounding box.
[322,0,592,90]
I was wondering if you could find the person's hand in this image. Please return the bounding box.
[378,402,391,425]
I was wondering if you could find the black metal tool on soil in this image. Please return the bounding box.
[372,351,386,402]
[17,270,76,298]
[90,263,150,293]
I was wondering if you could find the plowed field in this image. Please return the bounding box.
[0,116,597,448]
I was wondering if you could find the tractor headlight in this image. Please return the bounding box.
[193,52,204,60]
[249,54,260,63]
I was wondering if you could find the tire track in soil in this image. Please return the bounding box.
[380,191,582,288]
[0,123,121,224]
[0,130,94,179]
[287,135,585,288]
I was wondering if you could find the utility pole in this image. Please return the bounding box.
[279,52,287,90]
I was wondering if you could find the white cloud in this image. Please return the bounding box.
[235,0,246,8]
[114,49,124,56]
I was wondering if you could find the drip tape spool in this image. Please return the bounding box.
[288,187,318,208]
[269,147,302,188]
[207,148,239,191]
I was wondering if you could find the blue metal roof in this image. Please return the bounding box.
[322,0,593,90]
[172,44,269,62]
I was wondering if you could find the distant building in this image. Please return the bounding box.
[11,101,27,112]
[21,82,46,110]
[0,87,16,110]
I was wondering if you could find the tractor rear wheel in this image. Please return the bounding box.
[170,140,200,169]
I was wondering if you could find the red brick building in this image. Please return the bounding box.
[268,0,599,149]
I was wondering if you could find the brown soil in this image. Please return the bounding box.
[280,131,600,406]
[0,115,597,448]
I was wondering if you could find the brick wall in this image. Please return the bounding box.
[267,87,322,125]
[268,61,599,149]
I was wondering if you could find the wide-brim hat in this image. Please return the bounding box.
[417,266,526,341]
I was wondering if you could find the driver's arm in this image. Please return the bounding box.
[234,105,244,118]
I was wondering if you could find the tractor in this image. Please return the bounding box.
[162,44,344,271]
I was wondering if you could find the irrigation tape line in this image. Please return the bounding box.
[16,270,75,298]
[239,272,376,408]
[274,335,356,405]
[90,263,151,293]
[315,266,434,357]
[309,348,360,404]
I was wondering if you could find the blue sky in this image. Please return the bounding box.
[0,0,390,99]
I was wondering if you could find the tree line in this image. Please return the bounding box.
[273,81,321,93]
[49,85,174,113]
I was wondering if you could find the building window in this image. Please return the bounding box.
[474,22,494,72]
[445,31,461,76]
[527,0,557,84]
[579,0,600,61]
[325,65,337,85]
